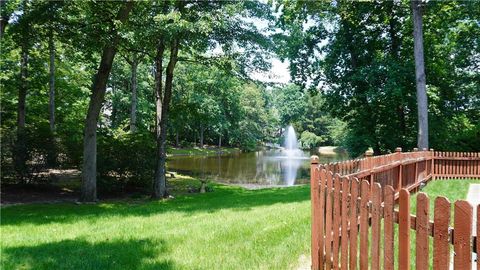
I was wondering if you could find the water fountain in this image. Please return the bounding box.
[279,125,306,186]
[283,125,303,157]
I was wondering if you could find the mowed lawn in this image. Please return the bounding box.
[1,183,311,270]
[410,178,480,219]
[405,179,480,269]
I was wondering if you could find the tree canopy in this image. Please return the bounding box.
[1,0,478,199]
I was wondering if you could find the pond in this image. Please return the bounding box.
[167,149,349,186]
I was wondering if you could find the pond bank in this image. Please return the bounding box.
[167,146,241,157]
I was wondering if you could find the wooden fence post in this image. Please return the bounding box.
[365,150,374,190]
[413,148,419,185]
[396,147,403,192]
[310,156,320,270]
[399,189,411,270]
[430,148,435,180]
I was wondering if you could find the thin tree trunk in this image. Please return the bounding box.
[199,124,204,148]
[130,54,138,132]
[153,41,165,198]
[81,2,134,202]
[48,32,55,132]
[47,30,57,167]
[111,81,118,127]
[153,38,179,199]
[411,0,429,150]
[0,0,8,40]
[218,135,221,148]
[15,44,28,181]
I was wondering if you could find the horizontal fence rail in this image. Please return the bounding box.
[310,148,480,270]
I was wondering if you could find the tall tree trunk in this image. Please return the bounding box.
[47,30,57,167]
[153,38,179,199]
[81,2,134,202]
[218,134,221,148]
[15,44,28,181]
[130,53,138,132]
[153,41,165,198]
[0,0,9,40]
[48,32,55,132]
[411,0,429,149]
[110,81,118,127]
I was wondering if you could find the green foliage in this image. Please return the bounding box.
[169,64,276,151]
[97,130,156,192]
[273,84,345,149]
[273,84,305,126]
[299,131,324,150]
[0,0,277,188]
[274,0,480,156]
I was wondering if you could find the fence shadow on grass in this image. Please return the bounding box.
[1,238,173,270]
[1,184,310,226]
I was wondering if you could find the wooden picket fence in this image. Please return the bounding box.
[310,148,480,270]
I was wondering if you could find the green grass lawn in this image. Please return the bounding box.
[1,180,311,270]
[410,178,480,219]
[405,179,480,269]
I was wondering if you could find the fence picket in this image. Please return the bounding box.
[415,192,429,270]
[349,178,359,270]
[453,200,473,269]
[311,161,320,270]
[332,174,342,268]
[319,168,326,269]
[359,180,370,270]
[433,197,451,270]
[371,183,381,270]
[340,177,350,270]
[399,189,410,270]
[325,172,333,270]
[383,186,394,270]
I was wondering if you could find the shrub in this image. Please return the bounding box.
[97,130,156,192]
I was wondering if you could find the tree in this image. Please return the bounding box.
[152,37,179,199]
[81,1,134,202]
[11,0,32,181]
[148,0,272,198]
[411,0,429,149]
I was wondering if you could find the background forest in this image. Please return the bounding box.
[1,0,479,200]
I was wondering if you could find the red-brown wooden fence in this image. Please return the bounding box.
[310,148,480,270]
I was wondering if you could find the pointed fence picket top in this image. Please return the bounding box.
[310,149,480,270]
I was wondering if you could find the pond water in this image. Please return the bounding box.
[167,150,348,186]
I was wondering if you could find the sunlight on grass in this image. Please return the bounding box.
[1,183,311,270]
[407,179,479,269]
[411,178,480,220]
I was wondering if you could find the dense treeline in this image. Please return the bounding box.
[1,0,479,200]
[1,0,280,200]
[275,0,480,156]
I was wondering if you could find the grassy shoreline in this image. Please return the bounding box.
[1,179,311,270]
[167,146,241,157]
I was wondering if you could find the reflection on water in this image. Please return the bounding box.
[167,150,348,186]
